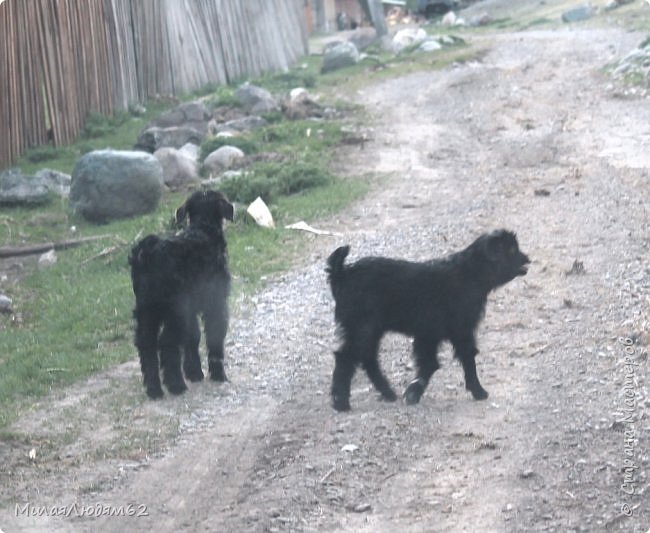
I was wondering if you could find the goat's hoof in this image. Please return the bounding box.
[185,368,205,382]
[380,390,398,402]
[146,385,164,400]
[209,366,228,382]
[332,396,351,412]
[404,379,425,405]
[166,381,188,395]
[470,386,489,400]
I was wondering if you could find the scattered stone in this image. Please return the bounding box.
[419,39,443,53]
[153,147,200,189]
[149,101,212,131]
[34,169,71,197]
[392,28,428,53]
[321,41,360,73]
[534,188,551,196]
[469,13,493,27]
[0,294,13,314]
[235,83,279,114]
[203,146,245,174]
[211,116,268,134]
[352,503,371,513]
[0,168,51,206]
[282,90,327,120]
[134,126,206,154]
[604,0,635,10]
[561,5,595,23]
[69,150,163,223]
[565,259,586,276]
[341,444,359,453]
[178,142,200,164]
[348,27,377,51]
[134,101,212,152]
[441,11,466,25]
[611,40,650,85]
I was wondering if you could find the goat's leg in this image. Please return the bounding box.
[134,306,163,399]
[204,296,229,382]
[159,312,188,395]
[404,336,441,405]
[183,313,204,382]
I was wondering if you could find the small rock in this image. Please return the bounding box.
[0,294,13,314]
[341,444,359,453]
[565,260,586,276]
[352,503,371,513]
[561,6,595,23]
[203,146,245,174]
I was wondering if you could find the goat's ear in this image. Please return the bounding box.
[484,233,506,261]
[175,202,189,224]
[220,199,234,222]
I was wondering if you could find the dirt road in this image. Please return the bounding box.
[1,17,649,533]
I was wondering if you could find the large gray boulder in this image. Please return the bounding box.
[321,41,360,73]
[0,168,51,205]
[70,150,163,223]
[235,83,279,114]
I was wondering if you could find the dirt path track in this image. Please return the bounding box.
[1,24,649,533]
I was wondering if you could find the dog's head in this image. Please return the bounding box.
[175,190,234,228]
[474,229,530,287]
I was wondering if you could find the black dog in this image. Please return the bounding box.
[326,230,530,411]
[129,190,234,399]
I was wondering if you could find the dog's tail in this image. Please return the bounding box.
[326,245,350,293]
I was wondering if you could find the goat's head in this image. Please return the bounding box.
[175,190,234,228]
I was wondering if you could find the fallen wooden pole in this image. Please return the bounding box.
[0,234,112,258]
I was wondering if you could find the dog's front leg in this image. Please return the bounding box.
[453,336,488,400]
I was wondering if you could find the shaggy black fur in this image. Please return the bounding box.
[326,229,530,411]
[129,190,234,399]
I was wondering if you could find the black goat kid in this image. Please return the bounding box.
[129,190,234,399]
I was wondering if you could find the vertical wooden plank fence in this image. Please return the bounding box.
[0,0,308,169]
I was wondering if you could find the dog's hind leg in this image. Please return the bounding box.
[404,336,441,405]
[452,335,488,400]
[159,313,188,395]
[183,313,204,382]
[134,306,164,399]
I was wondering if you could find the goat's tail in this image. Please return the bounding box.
[326,245,350,294]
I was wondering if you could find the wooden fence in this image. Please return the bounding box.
[0,0,308,168]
